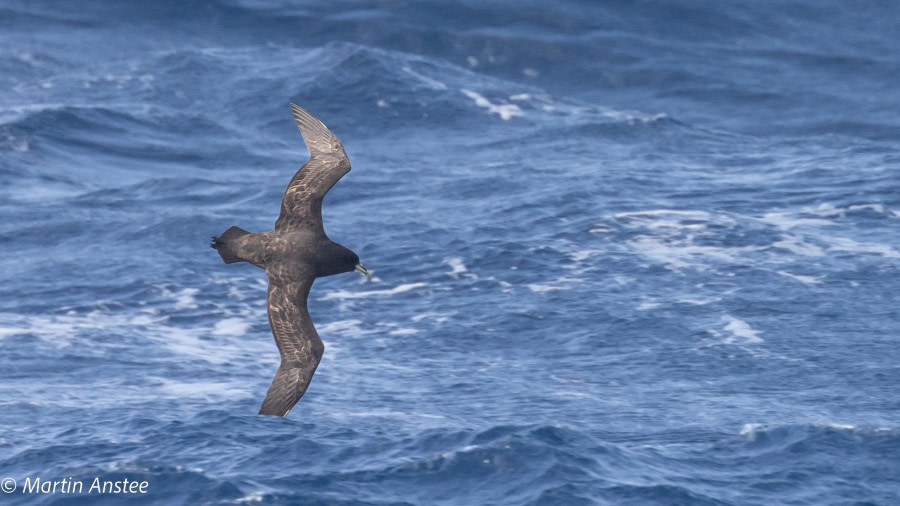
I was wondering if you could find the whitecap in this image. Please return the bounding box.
[759,212,833,230]
[211,317,251,336]
[319,282,428,301]
[444,257,474,279]
[771,236,826,257]
[229,492,266,504]
[160,287,200,310]
[818,422,857,430]
[568,248,604,263]
[388,328,418,336]
[776,271,824,285]
[739,423,765,437]
[813,202,887,217]
[316,319,372,338]
[637,300,662,311]
[154,378,254,399]
[826,237,900,259]
[676,297,720,306]
[460,89,523,120]
[722,315,764,344]
[401,65,448,90]
[410,312,451,324]
[846,203,885,214]
[625,236,756,271]
[615,209,715,222]
[526,277,580,293]
[741,421,861,439]
[589,224,612,234]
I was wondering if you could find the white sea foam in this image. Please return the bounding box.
[847,203,885,214]
[527,277,580,293]
[163,325,264,365]
[0,311,142,345]
[741,421,861,439]
[329,409,447,422]
[401,66,448,90]
[600,109,668,124]
[721,315,764,344]
[813,202,887,217]
[230,492,266,504]
[0,327,24,339]
[388,328,418,336]
[410,312,451,324]
[589,224,612,234]
[626,236,756,271]
[739,423,765,437]
[776,271,824,285]
[319,282,428,301]
[759,212,833,230]
[155,377,254,399]
[637,300,662,311]
[826,237,900,259]
[568,248,604,264]
[612,209,761,271]
[160,287,200,310]
[609,206,899,275]
[615,209,716,222]
[316,319,372,338]
[211,317,251,336]
[0,308,266,365]
[757,203,891,234]
[771,236,826,257]
[444,257,475,279]
[460,89,523,120]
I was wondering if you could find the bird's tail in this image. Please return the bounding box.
[211,226,250,264]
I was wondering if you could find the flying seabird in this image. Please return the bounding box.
[211,103,369,417]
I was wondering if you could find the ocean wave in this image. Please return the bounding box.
[2,1,899,504]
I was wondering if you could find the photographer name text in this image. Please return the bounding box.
[4,476,149,495]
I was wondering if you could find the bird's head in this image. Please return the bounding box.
[322,242,370,279]
[348,250,371,279]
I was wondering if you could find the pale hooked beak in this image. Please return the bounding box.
[354,263,371,279]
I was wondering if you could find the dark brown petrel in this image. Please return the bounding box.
[211,104,370,417]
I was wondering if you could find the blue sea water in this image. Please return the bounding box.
[1,1,899,504]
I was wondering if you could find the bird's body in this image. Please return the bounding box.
[211,104,368,417]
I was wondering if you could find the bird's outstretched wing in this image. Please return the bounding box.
[259,266,323,417]
[275,104,351,233]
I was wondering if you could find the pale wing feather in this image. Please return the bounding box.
[259,268,323,417]
[275,104,351,232]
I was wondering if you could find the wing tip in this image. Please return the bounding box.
[289,102,319,125]
[258,404,291,417]
[288,102,337,150]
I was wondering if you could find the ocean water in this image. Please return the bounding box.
[1,1,899,504]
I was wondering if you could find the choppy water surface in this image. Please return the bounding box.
[1,1,899,504]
